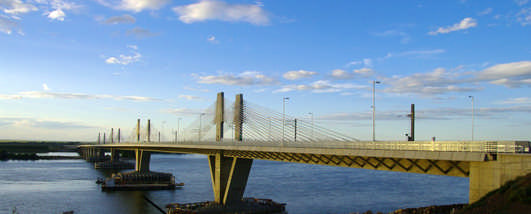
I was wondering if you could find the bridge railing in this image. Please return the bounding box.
[155,140,530,153]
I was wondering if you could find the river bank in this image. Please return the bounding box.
[0,151,81,161]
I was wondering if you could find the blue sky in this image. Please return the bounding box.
[0,0,530,141]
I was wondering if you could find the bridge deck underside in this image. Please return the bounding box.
[82,144,471,177]
[225,150,470,177]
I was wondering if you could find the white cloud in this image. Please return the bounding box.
[347,58,373,67]
[354,68,374,77]
[516,7,531,26]
[0,16,18,34]
[0,91,161,102]
[163,108,204,115]
[127,44,138,50]
[126,26,156,38]
[97,0,170,12]
[0,94,22,99]
[179,95,202,100]
[429,17,477,35]
[105,52,141,65]
[207,35,218,44]
[331,68,374,80]
[373,30,410,44]
[0,117,96,129]
[319,105,531,121]
[331,69,353,79]
[104,14,136,24]
[476,61,531,87]
[274,80,365,93]
[497,97,531,104]
[197,71,277,86]
[0,0,38,15]
[283,70,317,80]
[173,0,270,25]
[47,8,65,21]
[184,86,209,92]
[515,0,529,6]
[43,0,82,21]
[42,83,50,91]
[478,8,493,16]
[382,67,479,95]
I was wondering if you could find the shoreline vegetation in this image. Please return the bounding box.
[0,151,81,161]
[0,140,83,161]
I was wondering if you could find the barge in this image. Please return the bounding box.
[100,171,184,191]
[166,198,286,214]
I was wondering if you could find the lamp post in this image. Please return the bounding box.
[372,80,381,142]
[177,117,182,142]
[468,96,474,141]
[308,112,314,139]
[199,113,206,142]
[282,97,290,144]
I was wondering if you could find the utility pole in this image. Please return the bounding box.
[372,80,381,142]
[147,119,151,143]
[282,97,289,144]
[199,113,206,142]
[468,96,475,141]
[294,119,297,142]
[407,104,415,141]
[308,112,314,139]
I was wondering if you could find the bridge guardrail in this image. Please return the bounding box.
[130,140,530,153]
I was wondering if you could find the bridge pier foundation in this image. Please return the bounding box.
[209,152,253,205]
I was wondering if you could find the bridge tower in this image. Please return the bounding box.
[208,92,253,205]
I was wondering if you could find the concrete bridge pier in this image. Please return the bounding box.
[135,149,151,173]
[110,148,119,162]
[209,152,253,205]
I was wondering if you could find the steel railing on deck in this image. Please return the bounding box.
[129,140,531,153]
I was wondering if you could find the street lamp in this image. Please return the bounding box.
[468,96,474,141]
[372,80,381,142]
[176,117,182,142]
[199,113,206,142]
[308,112,314,139]
[282,97,290,144]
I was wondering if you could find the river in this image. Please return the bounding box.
[0,153,468,214]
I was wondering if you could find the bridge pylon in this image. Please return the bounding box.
[208,92,253,205]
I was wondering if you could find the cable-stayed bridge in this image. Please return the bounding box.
[80,92,531,206]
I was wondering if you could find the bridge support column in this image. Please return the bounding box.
[209,152,253,205]
[135,149,151,173]
[469,154,531,203]
[110,148,119,162]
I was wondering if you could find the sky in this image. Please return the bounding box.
[0,0,530,142]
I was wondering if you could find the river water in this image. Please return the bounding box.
[0,153,468,214]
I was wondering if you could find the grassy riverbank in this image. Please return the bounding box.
[0,140,86,153]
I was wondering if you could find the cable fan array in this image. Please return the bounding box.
[239,101,359,144]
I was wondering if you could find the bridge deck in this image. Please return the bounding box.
[78,140,530,162]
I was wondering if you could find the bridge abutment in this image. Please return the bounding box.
[469,154,531,203]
